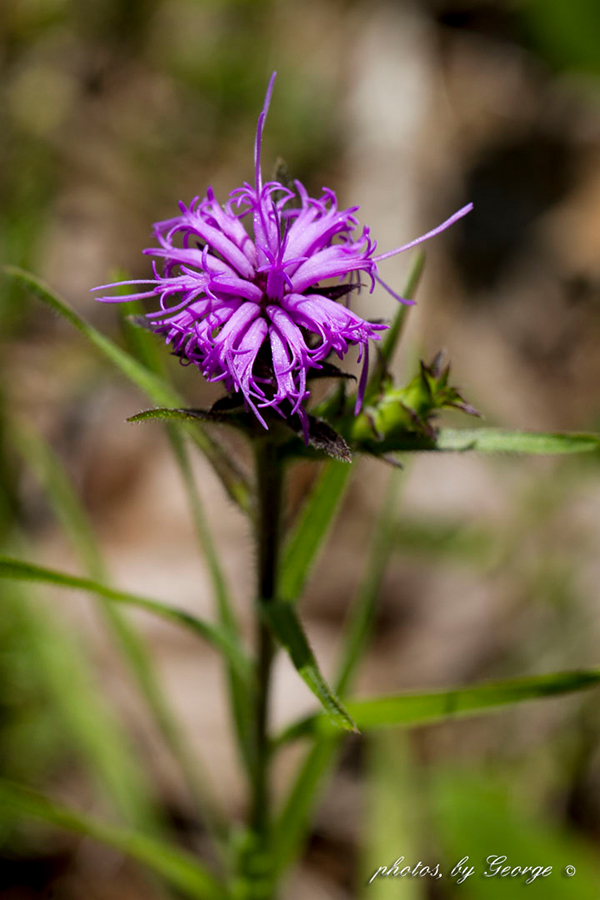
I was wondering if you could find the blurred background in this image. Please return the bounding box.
[3,0,600,897]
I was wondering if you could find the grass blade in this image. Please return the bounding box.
[118,310,239,635]
[336,468,404,697]
[0,557,251,680]
[119,302,253,777]
[435,428,600,455]
[167,429,254,774]
[271,737,339,880]
[367,427,600,456]
[260,601,356,732]
[1,574,162,834]
[2,265,251,512]
[0,779,225,900]
[5,268,176,403]
[278,260,427,624]
[272,470,404,884]
[11,421,229,844]
[128,408,225,425]
[278,667,600,742]
[433,771,600,898]
[362,733,423,899]
[11,422,106,580]
[280,461,352,605]
[393,517,497,566]
[378,251,425,367]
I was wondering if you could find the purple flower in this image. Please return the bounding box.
[93,73,471,437]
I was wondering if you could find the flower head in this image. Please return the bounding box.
[93,73,471,437]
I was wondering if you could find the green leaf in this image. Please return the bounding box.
[260,601,356,732]
[118,296,168,377]
[5,267,177,404]
[378,251,425,367]
[336,468,404,697]
[2,266,252,513]
[304,416,352,462]
[435,428,600,455]
[117,300,239,632]
[276,261,419,618]
[10,422,107,581]
[433,770,600,898]
[272,469,405,887]
[0,780,225,900]
[393,517,498,566]
[9,422,166,829]
[319,251,424,419]
[167,428,254,778]
[362,733,423,900]
[0,557,251,680]
[118,299,253,785]
[1,575,162,834]
[272,737,340,880]
[277,667,600,742]
[280,461,352,604]
[10,421,228,845]
[356,426,600,457]
[128,407,228,425]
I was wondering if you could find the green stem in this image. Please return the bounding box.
[252,622,275,836]
[235,438,283,900]
[252,440,283,837]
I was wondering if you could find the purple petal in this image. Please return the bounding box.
[374,273,416,305]
[255,72,277,191]
[355,341,370,415]
[373,203,473,263]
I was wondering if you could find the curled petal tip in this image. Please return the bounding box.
[373,201,474,264]
[92,77,470,431]
[255,72,278,190]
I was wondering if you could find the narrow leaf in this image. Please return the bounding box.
[272,738,340,879]
[1,576,161,834]
[393,517,497,566]
[11,420,228,843]
[0,557,251,680]
[336,468,404,697]
[273,469,405,888]
[306,361,356,381]
[128,407,229,426]
[10,422,106,581]
[361,251,425,410]
[379,250,425,366]
[434,772,600,898]
[305,417,352,462]
[2,266,252,512]
[280,461,352,604]
[0,780,225,900]
[4,267,177,405]
[260,601,356,732]
[166,430,254,777]
[362,733,423,900]
[119,299,253,782]
[368,427,600,456]
[435,428,600,455]
[277,667,600,742]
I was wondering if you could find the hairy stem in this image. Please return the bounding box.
[251,440,283,837]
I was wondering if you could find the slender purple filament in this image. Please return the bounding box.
[92,72,471,434]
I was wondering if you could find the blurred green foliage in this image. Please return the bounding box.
[433,768,600,897]
[519,0,600,76]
